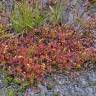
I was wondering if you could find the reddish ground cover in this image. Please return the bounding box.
[0,24,96,84]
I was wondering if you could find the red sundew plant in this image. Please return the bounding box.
[0,23,96,85]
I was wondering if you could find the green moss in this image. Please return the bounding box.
[53,93,60,96]
[47,83,54,90]
[13,78,21,85]
[17,81,30,93]
[3,76,13,85]
[88,81,96,87]
[7,89,16,96]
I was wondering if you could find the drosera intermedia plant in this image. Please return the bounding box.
[0,20,96,86]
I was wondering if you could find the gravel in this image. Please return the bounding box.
[24,68,96,96]
[0,64,96,96]
[0,69,96,96]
